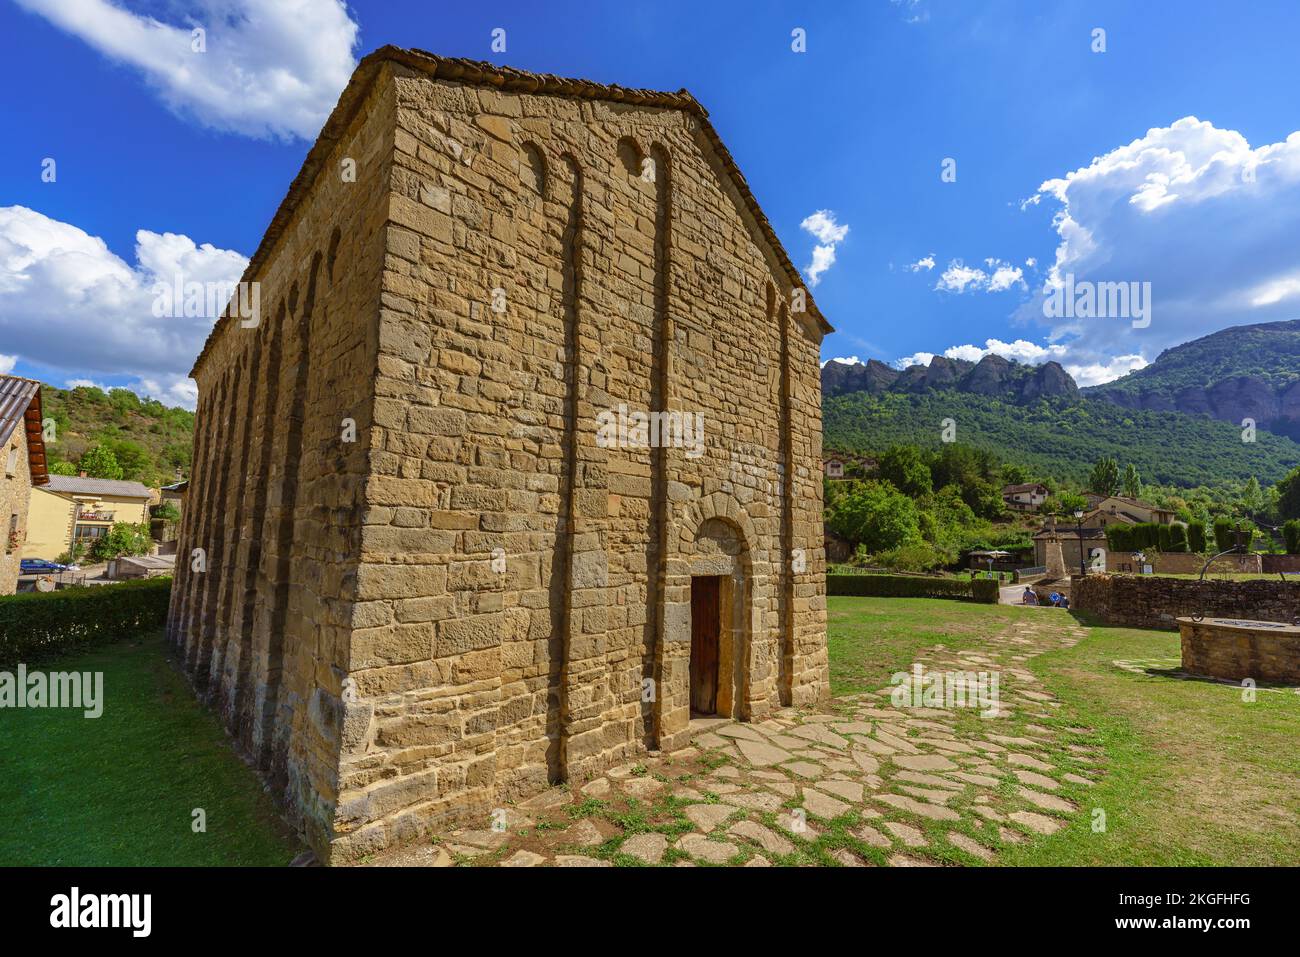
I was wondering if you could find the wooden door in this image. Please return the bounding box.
[690,576,721,715]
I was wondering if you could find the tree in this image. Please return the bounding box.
[1284,519,1300,555]
[48,460,77,476]
[1242,476,1263,514]
[1089,457,1120,497]
[1277,466,1300,521]
[826,481,921,553]
[1122,463,1142,500]
[104,439,151,483]
[1187,520,1207,553]
[877,445,932,498]
[78,444,123,480]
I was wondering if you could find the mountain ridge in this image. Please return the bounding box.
[1082,318,1300,441]
[821,319,1300,486]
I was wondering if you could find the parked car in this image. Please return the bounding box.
[19,558,70,574]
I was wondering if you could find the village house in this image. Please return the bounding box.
[1083,492,1176,526]
[23,474,153,563]
[1002,482,1048,512]
[166,48,832,864]
[822,450,873,480]
[0,376,49,594]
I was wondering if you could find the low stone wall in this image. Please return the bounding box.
[1262,554,1300,574]
[1179,617,1300,684]
[1148,552,1261,575]
[1073,574,1300,630]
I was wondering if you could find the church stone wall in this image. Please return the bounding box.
[169,54,829,864]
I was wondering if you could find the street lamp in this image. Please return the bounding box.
[1074,509,1086,577]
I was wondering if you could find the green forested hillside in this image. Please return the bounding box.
[823,390,1300,488]
[40,385,194,488]
[1086,319,1300,397]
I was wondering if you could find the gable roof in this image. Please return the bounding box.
[192,46,832,375]
[1087,493,1172,513]
[1003,482,1048,495]
[0,375,49,486]
[43,474,152,499]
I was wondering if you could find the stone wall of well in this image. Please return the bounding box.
[1179,618,1300,684]
[166,67,396,855]
[330,67,827,861]
[1072,573,1300,630]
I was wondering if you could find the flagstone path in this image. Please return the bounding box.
[362,611,1106,866]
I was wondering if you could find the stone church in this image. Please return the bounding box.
[167,47,830,863]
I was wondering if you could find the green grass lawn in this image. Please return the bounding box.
[829,596,1300,865]
[827,595,1028,697]
[1005,615,1300,865]
[6,601,1297,866]
[0,630,301,866]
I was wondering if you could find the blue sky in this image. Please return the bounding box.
[4,0,1300,407]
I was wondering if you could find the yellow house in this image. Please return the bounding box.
[24,474,153,563]
[1,375,50,594]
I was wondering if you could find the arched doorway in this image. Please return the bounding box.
[688,516,751,718]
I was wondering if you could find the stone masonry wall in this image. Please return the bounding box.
[1073,573,1300,631]
[166,65,395,855]
[169,52,829,865]
[1,421,33,595]
[330,65,828,861]
[1179,617,1300,684]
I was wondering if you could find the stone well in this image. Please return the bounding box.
[1177,617,1300,684]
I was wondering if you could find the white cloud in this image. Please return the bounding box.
[0,355,16,375]
[897,338,1064,369]
[934,260,987,293]
[906,254,936,272]
[0,205,248,409]
[1019,116,1300,377]
[931,257,1026,294]
[820,356,863,368]
[986,261,1025,292]
[14,0,360,140]
[801,210,849,286]
[895,338,1149,386]
[1063,354,1149,388]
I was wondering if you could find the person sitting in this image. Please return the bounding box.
[1059,595,1070,610]
[1021,587,1038,605]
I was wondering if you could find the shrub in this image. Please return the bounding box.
[1157,524,1172,552]
[1212,516,1234,552]
[1168,524,1188,552]
[827,574,998,604]
[0,577,171,667]
[1187,520,1207,553]
[873,542,951,572]
[1285,519,1300,555]
[89,522,152,562]
[1106,525,1132,552]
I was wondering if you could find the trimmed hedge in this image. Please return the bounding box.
[828,574,999,604]
[0,577,172,667]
